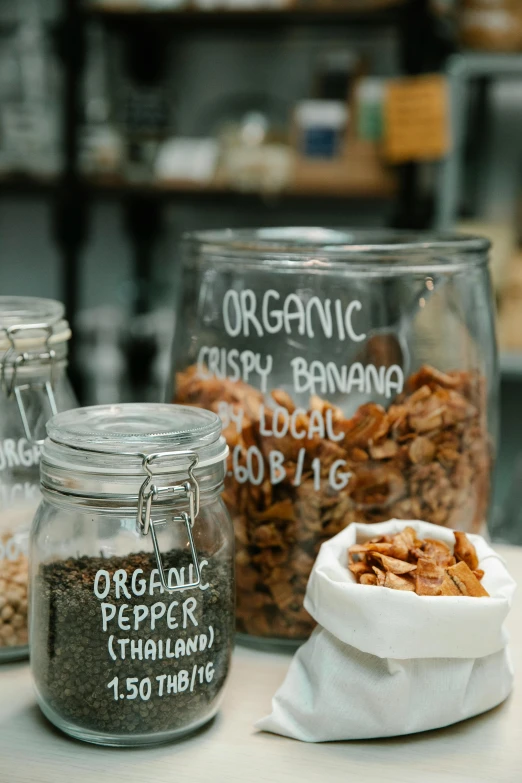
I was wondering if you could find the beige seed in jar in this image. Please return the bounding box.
[0,624,14,640]
[5,592,20,610]
[17,630,28,645]
[5,635,19,647]
[1,605,14,622]
[0,595,6,611]
[11,614,24,630]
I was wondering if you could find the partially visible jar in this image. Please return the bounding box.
[171,229,497,648]
[30,403,234,747]
[0,297,76,661]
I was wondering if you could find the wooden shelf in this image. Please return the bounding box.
[86,168,396,201]
[292,142,396,197]
[0,146,396,202]
[87,0,406,26]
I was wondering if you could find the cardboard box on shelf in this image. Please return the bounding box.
[292,138,395,197]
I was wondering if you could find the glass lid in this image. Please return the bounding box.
[0,296,71,350]
[42,404,227,486]
[47,403,222,453]
[0,296,64,326]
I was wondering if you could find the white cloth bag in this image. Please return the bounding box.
[257,520,516,742]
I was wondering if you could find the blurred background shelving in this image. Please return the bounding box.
[0,0,435,383]
[86,0,409,22]
[2,0,522,535]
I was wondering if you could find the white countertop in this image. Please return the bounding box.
[1,545,521,783]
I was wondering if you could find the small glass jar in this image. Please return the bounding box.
[171,229,498,648]
[0,296,76,662]
[30,403,234,747]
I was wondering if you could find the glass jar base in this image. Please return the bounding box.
[236,632,304,653]
[0,645,29,663]
[36,694,219,747]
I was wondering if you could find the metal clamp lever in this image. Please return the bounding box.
[149,513,201,593]
[136,452,201,593]
[1,323,58,443]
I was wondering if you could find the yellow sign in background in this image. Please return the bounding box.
[384,74,450,163]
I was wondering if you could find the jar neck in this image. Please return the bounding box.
[40,460,225,515]
[0,342,69,390]
[0,357,69,444]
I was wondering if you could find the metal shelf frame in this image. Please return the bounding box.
[435,52,522,231]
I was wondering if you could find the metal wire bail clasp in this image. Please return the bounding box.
[0,322,58,443]
[136,451,201,593]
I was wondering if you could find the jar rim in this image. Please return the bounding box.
[0,296,71,350]
[184,228,490,272]
[0,296,64,324]
[46,403,223,455]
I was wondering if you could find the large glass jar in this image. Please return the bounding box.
[30,403,234,747]
[171,229,497,648]
[0,296,76,661]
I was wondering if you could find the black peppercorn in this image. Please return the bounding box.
[32,549,234,740]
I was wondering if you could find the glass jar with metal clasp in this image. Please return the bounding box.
[30,403,235,747]
[0,296,76,661]
[172,229,497,648]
